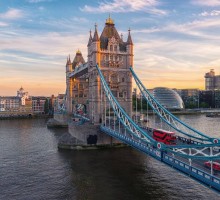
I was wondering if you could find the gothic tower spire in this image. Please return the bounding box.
[127,28,133,45]
[92,23,99,42]
[87,29,92,46]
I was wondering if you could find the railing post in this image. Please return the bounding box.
[109,101,110,128]
[101,80,103,125]
[210,147,213,176]
[189,148,192,166]
[119,119,120,133]
[114,111,115,131]
[104,94,106,126]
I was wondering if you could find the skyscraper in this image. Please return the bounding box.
[205,69,220,90]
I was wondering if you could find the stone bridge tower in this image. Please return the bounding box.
[87,17,133,124]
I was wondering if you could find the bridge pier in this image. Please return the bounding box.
[57,121,125,150]
[47,113,69,128]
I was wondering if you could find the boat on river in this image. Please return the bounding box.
[206,113,220,118]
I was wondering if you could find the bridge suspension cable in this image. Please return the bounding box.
[96,65,220,160]
[95,64,155,144]
[130,67,219,145]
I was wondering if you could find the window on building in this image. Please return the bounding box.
[110,45,113,51]
[111,74,118,83]
[119,92,123,98]
[79,84,83,89]
[114,45,117,51]
[112,91,117,97]
[122,78,125,82]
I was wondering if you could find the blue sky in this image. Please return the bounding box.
[1,0,220,96]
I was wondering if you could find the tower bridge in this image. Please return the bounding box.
[53,17,220,191]
[66,16,133,124]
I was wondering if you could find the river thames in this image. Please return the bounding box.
[0,114,220,200]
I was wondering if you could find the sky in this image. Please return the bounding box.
[1,0,220,96]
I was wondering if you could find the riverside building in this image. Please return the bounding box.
[0,87,32,113]
[205,69,220,90]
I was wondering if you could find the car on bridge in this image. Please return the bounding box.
[204,161,220,171]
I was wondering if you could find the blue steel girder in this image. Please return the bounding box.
[74,113,90,122]
[96,65,220,160]
[130,67,219,145]
[95,65,155,145]
[101,125,220,160]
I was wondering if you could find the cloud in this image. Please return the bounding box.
[38,6,45,11]
[191,0,220,6]
[0,32,87,56]
[0,30,87,96]
[0,8,24,20]
[130,16,220,90]
[73,17,88,23]
[199,10,220,16]
[26,0,53,3]
[80,0,167,15]
[0,22,8,27]
[132,17,220,41]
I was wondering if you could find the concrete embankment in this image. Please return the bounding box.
[0,114,52,120]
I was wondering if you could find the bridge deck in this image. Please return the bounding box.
[101,121,220,191]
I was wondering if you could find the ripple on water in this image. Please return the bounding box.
[0,118,220,200]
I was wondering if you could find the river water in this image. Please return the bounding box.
[0,115,220,200]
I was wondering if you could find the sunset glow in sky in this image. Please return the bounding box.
[1,0,220,96]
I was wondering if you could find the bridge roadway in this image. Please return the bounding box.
[106,120,220,178]
[101,123,220,191]
[140,125,220,176]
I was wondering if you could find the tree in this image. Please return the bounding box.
[200,102,209,108]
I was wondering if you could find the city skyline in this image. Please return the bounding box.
[1,0,220,96]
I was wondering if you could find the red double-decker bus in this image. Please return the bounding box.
[153,129,176,145]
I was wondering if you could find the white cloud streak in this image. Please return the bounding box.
[0,21,8,27]
[0,8,24,20]
[0,33,87,56]
[132,17,220,41]
[130,16,220,89]
[191,0,220,6]
[26,0,54,3]
[81,0,167,15]
[199,10,220,16]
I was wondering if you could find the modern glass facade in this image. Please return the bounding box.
[153,87,184,109]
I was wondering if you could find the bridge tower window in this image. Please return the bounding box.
[110,45,113,51]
